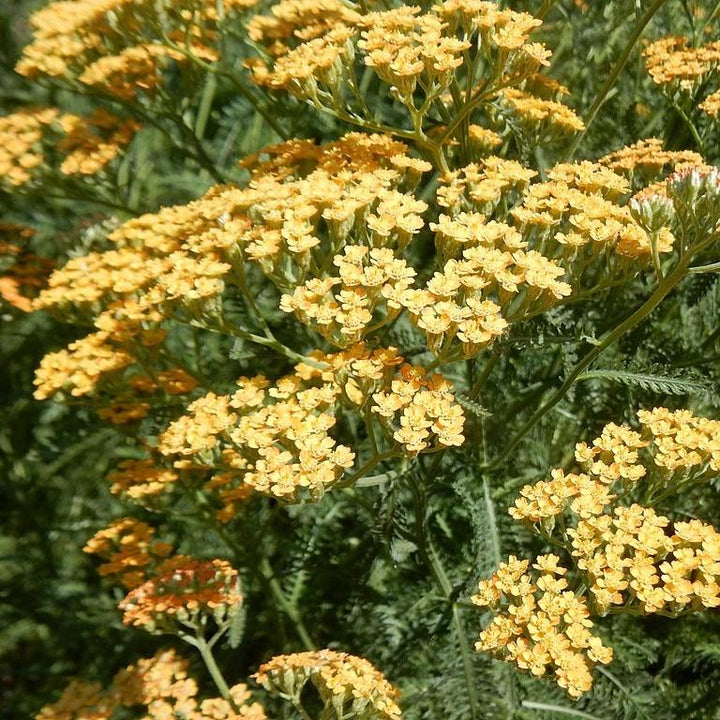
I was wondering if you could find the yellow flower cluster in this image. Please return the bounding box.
[700,89,720,117]
[232,133,429,292]
[254,649,401,720]
[304,343,466,455]
[436,156,537,213]
[473,554,613,698]
[36,132,429,352]
[248,0,549,110]
[16,0,251,98]
[644,35,720,91]
[0,107,138,187]
[80,43,217,100]
[158,376,355,506]
[501,88,584,137]
[36,649,267,720]
[600,138,704,176]
[246,0,361,58]
[570,506,720,614]
[33,305,167,401]
[155,344,463,509]
[511,162,675,281]
[511,408,720,525]
[33,330,135,400]
[0,108,55,186]
[83,518,173,589]
[476,408,720,696]
[280,244,418,345]
[357,6,471,98]
[119,558,242,632]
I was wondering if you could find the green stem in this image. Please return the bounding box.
[483,259,691,471]
[468,354,499,401]
[258,557,316,650]
[563,0,670,161]
[671,97,705,152]
[195,633,241,712]
[338,449,399,488]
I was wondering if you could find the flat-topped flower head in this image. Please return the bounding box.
[255,649,401,720]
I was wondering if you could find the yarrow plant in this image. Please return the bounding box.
[3,0,720,718]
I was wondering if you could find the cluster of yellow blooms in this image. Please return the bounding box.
[33,329,136,400]
[36,649,266,720]
[156,344,464,509]
[320,343,466,454]
[16,0,256,99]
[501,88,584,138]
[511,408,720,525]
[472,554,613,699]
[33,306,168,400]
[570,507,720,614]
[157,375,356,506]
[246,0,575,139]
[119,557,242,632]
[642,35,720,120]
[254,649,401,720]
[232,134,430,324]
[83,517,173,589]
[476,408,720,696]
[0,107,138,187]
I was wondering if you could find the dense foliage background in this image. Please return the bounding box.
[2,1,720,718]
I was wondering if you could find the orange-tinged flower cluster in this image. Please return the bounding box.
[36,649,267,720]
[644,35,720,90]
[119,558,242,631]
[255,649,401,720]
[155,344,463,510]
[35,679,116,720]
[0,224,52,312]
[83,518,173,589]
[79,43,217,100]
[108,458,179,502]
[130,368,198,396]
[0,106,138,187]
[600,138,704,176]
[300,343,466,455]
[473,554,613,699]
